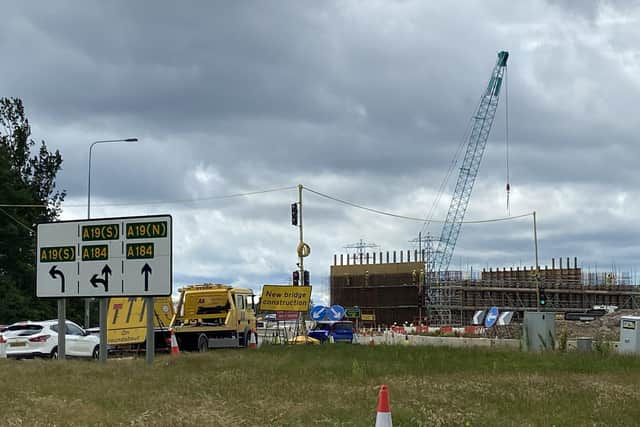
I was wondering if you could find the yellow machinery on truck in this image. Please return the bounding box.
[107,297,174,347]
[170,284,257,351]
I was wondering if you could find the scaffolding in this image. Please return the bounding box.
[331,253,640,327]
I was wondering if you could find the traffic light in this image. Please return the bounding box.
[417,291,423,307]
[291,203,298,226]
[539,288,547,307]
[303,270,310,286]
[293,271,300,286]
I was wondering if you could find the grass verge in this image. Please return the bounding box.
[1,344,640,426]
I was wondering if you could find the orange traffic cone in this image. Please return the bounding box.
[170,328,180,356]
[248,329,257,349]
[375,385,392,427]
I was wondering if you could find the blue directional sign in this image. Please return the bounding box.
[327,304,345,321]
[310,305,327,321]
[484,306,500,328]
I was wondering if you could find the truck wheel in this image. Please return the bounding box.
[197,334,208,352]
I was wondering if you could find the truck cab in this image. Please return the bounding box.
[171,284,257,351]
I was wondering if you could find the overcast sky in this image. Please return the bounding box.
[3,1,640,303]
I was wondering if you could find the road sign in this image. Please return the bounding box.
[259,285,312,312]
[497,311,514,326]
[310,305,327,321]
[36,215,172,298]
[345,307,361,318]
[472,310,486,326]
[484,306,499,328]
[276,311,300,321]
[327,304,345,321]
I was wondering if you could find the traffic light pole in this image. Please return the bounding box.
[297,184,307,335]
[298,184,304,286]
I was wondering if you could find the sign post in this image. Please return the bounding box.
[36,215,172,365]
[99,298,107,362]
[57,299,66,360]
[145,296,154,365]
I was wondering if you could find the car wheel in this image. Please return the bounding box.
[197,334,208,352]
[50,347,58,360]
[92,345,99,360]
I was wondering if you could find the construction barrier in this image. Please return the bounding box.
[464,326,481,335]
[390,325,405,334]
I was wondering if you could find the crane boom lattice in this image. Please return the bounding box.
[434,51,509,276]
[427,51,509,327]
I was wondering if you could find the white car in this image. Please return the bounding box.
[4,320,100,359]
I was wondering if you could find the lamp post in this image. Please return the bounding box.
[88,138,139,219]
[85,138,138,331]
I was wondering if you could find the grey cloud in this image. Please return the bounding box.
[4,1,640,298]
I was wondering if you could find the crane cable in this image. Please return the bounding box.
[419,96,480,236]
[505,65,511,215]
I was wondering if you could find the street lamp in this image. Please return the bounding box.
[88,138,139,219]
[85,138,138,330]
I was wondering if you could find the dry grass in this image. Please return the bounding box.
[2,345,640,426]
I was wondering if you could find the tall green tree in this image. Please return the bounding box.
[0,97,67,323]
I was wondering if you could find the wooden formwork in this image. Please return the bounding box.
[330,253,640,327]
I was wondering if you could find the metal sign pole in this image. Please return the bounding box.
[533,211,540,312]
[297,184,306,336]
[145,296,155,365]
[57,299,66,360]
[99,298,108,363]
[298,184,304,282]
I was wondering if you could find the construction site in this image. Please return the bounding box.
[330,251,640,327]
[329,50,640,328]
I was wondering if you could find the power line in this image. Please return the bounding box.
[303,186,532,224]
[2,184,532,225]
[61,185,298,208]
[0,207,35,233]
[0,204,47,208]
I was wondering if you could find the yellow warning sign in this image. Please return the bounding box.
[107,297,174,345]
[259,285,312,312]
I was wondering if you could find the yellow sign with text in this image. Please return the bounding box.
[107,297,174,345]
[260,285,312,312]
[361,314,375,321]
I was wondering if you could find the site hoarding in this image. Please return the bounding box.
[260,285,312,312]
